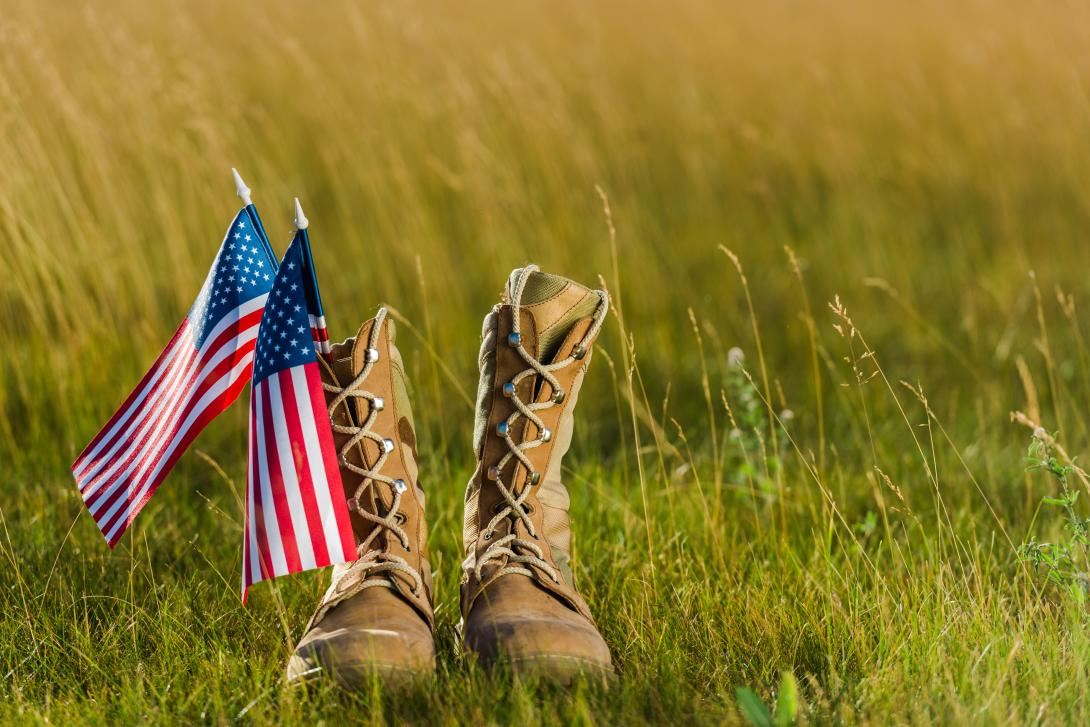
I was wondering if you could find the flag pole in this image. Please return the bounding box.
[294,197,322,305]
[294,197,332,362]
[233,167,278,269]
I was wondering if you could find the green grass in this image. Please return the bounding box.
[5,0,1090,723]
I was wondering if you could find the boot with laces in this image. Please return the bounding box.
[286,308,435,688]
[460,265,613,682]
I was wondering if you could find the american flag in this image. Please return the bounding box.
[72,207,278,546]
[242,223,356,599]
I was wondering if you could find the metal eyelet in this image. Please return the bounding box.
[487,465,500,481]
[496,421,509,437]
[372,396,385,411]
[392,478,407,493]
[483,531,493,541]
[365,347,380,363]
[502,382,515,398]
[540,428,552,443]
[382,438,395,453]
[346,497,360,511]
[527,471,541,486]
[572,343,586,360]
[552,390,566,404]
[507,332,521,347]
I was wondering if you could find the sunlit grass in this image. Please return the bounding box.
[5,0,1090,723]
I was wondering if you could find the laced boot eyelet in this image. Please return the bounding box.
[346,497,360,511]
[486,465,500,481]
[527,471,541,486]
[502,381,515,398]
[382,438,395,453]
[507,332,521,347]
[365,347,380,362]
[483,530,493,541]
[392,478,407,493]
[372,396,385,411]
[540,428,552,443]
[496,421,510,437]
[572,343,587,360]
[552,390,566,404]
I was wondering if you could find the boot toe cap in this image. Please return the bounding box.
[287,619,435,688]
[465,608,613,681]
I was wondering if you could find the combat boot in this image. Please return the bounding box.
[286,308,435,688]
[460,265,613,682]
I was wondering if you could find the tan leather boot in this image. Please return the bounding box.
[460,265,613,682]
[286,308,435,688]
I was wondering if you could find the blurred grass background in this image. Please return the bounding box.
[5,0,1090,724]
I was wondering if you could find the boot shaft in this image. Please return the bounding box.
[462,267,608,616]
[318,309,433,623]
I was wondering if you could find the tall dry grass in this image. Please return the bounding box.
[5,1,1090,723]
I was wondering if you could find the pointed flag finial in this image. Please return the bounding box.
[232,168,252,207]
[294,197,309,230]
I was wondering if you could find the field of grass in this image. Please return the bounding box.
[6,1,1090,723]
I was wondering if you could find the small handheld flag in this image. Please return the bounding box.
[72,171,278,546]
[242,200,355,599]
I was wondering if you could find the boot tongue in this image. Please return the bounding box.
[326,337,357,394]
[503,268,600,363]
[325,319,383,425]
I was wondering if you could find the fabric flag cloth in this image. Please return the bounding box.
[72,207,278,546]
[242,227,355,600]
[300,231,332,361]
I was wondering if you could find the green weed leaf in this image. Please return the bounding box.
[736,687,774,727]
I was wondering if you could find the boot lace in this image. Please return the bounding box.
[474,265,609,584]
[321,307,423,602]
